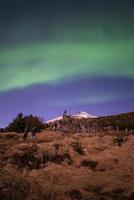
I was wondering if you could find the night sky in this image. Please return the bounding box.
[0,0,134,127]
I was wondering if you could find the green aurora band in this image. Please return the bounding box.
[0,39,134,92]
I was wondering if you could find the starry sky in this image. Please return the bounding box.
[0,0,134,127]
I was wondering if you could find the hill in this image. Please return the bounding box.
[46,112,134,133]
[0,131,134,200]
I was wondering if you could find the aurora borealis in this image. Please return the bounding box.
[0,0,134,127]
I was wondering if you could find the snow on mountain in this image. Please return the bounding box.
[46,111,97,123]
[46,116,63,123]
[73,111,97,119]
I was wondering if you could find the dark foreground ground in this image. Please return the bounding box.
[0,131,134,200]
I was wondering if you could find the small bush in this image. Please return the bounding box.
[0,177,30,200]
[113,136,127,146]
[43,152,73,165]
[81,159,98,170]
[70,140,85,155]
[10,144,42,170]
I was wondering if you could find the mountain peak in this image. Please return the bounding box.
[73,111,97,119]
[46,111,97,123]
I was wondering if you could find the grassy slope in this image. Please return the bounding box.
[0,131,134,200]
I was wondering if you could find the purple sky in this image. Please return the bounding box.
[0,77,134,127]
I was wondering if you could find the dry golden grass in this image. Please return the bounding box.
[0,131,134,200]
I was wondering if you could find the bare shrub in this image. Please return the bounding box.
[81,159,98,170]
[113,136,127,146]
[70,140,85,155]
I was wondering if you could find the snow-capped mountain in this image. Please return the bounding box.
[46,111,97,123]
[72,111,97,119]
[46,116,63,123]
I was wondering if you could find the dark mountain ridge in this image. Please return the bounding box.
[47,112,134,133]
